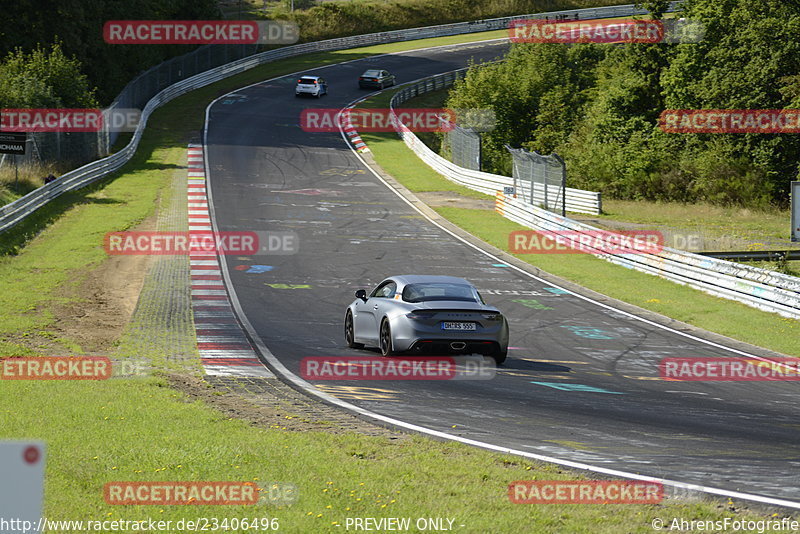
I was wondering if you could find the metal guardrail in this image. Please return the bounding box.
[699,250,800,262]
[390,69,603,214]
[495,193,800,319]
[0,2,676,236]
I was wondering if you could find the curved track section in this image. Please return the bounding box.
[203,40,800,507]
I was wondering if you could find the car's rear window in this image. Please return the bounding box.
[402,283,478,303]
[361,70,381,77]
[298,78,317,84]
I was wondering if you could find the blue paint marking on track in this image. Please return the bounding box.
[543,287,570,295]
[492,263,509,267]
[560,325,616,339]
[246,265,274,274]
[530,382,625,394]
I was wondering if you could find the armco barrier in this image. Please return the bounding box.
[495,193,800,319]
[389,69,602,214]
[0,2,681,235]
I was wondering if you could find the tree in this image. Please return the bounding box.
[636,0,671,18]
[0,43,97,108]
[0,0,220,104]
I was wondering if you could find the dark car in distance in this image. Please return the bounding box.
[358,69,396,90]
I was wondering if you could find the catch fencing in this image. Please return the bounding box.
[506,146,567,213]
[445,124,482,171]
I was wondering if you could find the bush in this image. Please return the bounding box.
[0,43,98,109]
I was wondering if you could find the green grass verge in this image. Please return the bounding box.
[359,89,800,357]
[438,206,800,355]
[599,199,796,248]
[2,378,758,532]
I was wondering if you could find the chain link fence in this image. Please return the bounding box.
[0,43,261,173]
[444,123,481,171]
[0,131,107,174]
[505,146,566,214]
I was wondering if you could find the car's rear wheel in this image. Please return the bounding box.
[345,310,363,349]
[493,347,507,366]
[380,319,395,357]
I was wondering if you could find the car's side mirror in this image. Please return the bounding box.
[355,289,368,302]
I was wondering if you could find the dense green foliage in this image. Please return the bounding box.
[0,43,97,108]
[282,0,630,42]
[0,0,220,104]
[446,0,800,207]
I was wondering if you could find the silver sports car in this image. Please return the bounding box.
[344,275,509,364]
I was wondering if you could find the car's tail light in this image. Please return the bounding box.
[406,310,437,320]
[481,313,502,321]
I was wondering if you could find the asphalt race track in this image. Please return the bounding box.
[204,40,800,505]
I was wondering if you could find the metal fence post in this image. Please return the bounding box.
[506,146,567,213]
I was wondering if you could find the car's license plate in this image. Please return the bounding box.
[441,321,476,331]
